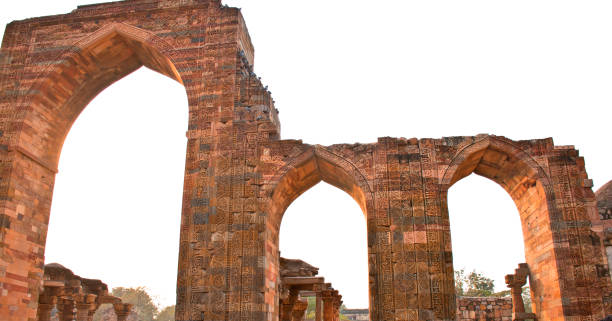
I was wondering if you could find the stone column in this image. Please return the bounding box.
[280,287,299,321]
[322,290,334,321]
[315,292,322,321]
[505,263,535,321]
[113,303,133,321]
[37,285,63,321]
[76,294,98,321]
[59,298,77,321]
[37,302,56,321]
[291,300,308,321]
[37,293,58,321]
[332,295,342,321]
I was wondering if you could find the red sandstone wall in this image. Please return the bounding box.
[258,136,612,321]
[456,297,512,321]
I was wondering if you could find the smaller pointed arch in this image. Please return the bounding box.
[267,145,373,231]
[440,135,561,320]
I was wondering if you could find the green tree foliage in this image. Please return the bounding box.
[112,287,158,321]
[303,296,349,320]
[454,268,495,297]
[305,296,316,320]
[457,270,533,312]
[156,305,175,321]
[92,287,175,321]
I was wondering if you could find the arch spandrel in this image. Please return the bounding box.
[264,144,374,229]
[440,135,553,190]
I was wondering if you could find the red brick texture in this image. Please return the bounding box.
[456,297,512,321]
[1,1,610,321]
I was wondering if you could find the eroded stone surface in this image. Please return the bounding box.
[1,1,611,321]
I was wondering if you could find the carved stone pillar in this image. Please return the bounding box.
[37,295,57,321]
[59,298,77,321]
[315,292,322,321]
[280,287,299,321]
[505,263,536,321]
[291,299,308,321]
[37,285,62,321]
[322,290,334,321]
[37,302,56,321]
[76,294,98,321]
[332,295,342,321]
[113,303,133,321]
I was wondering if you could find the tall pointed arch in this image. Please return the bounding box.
[264,145,376,319]
[15,22,187,170]
[441,136,560,320]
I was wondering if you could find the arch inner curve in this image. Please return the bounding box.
[268,147,370,232]
[19,23,185,169]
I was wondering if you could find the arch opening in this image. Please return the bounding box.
[21,23,190,313]
[442,139,556,318]
[19,23,186,169]
[266,148,373,320]
[44,65,188,308]
[448,174,527,298]
[279,183,369,310]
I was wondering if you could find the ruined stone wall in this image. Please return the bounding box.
[258,136,612,321]
[456,297,512,321]
[1,1,611,321]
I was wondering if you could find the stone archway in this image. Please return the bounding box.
[440,137,558,319]
[0,2,275,320]
[264,145,374,321]
[1,21,189,321]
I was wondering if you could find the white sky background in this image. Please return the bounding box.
[2,0,612,310]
